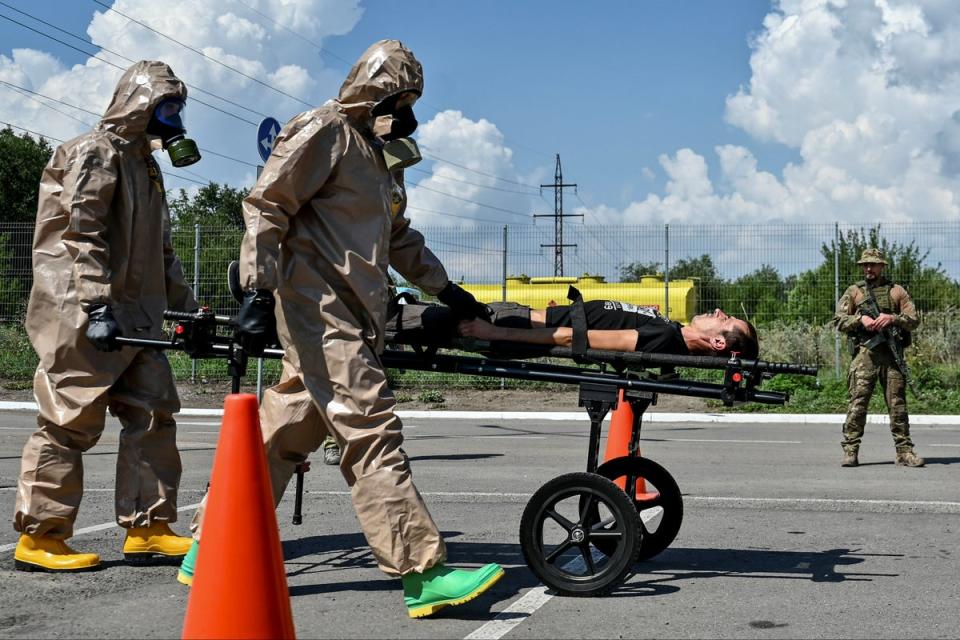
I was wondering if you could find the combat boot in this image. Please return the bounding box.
[322,435,342,466]
[895,449,925,467]
[403,562,505,618]
[14,534,101,572]
[123,522,192,563]
[841,449,859,467]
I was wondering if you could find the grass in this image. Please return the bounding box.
[2,318,959,414]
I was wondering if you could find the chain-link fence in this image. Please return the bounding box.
[2,221,958,387]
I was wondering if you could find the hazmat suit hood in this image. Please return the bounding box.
[336,39,423,123]
[97,60,187,141]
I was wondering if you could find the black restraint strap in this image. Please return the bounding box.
[567,285,588,356]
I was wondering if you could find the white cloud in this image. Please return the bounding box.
[407,109,539,227]
[585,0,960,226]
[0,0,364,189]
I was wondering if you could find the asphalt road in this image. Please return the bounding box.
[0,408,958,639]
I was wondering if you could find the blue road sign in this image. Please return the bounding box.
[257,117,282,163]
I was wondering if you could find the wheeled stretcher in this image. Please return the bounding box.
[117,305,818,596]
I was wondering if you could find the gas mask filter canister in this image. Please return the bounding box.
[147,98,202,167]
[382,137,422,171]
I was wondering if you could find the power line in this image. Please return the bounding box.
[419,147,544,190]
[1,120,64,142]
[1,119,224,190]
[574,190,635,264]
[229,0,461,120]
[2,5,554,196]
[232,0,355,69]
[0,80,100,117]
[0,78,259,168]
[408,180,532,220]
[0,10,261,127]
[405,205,532,227]
[407,166,539,195]
[0,5,264,125]
[0,82,95,127]
[91,0,314,108]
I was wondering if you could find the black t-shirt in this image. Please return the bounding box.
[545,300,689,355]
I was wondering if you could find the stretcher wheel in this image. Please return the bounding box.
[594,456,683,561]
[519,472,640,596]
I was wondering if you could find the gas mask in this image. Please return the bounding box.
[372,94,421,171]
[146,98,201,167]
[380,104,418,141]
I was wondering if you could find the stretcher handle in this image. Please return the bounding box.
[607,350,818,376]
[162,309,234,325]
[506,344,819,376]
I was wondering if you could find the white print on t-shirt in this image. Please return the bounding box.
[603,300,660,318]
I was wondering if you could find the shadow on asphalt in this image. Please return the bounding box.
[279,533,902,602]
[845,455,960,467]
[407,453,504,462]
[612,546,902,597]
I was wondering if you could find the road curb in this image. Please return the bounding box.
[1,400,958,424]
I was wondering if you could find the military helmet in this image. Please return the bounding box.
[857,248,888,265]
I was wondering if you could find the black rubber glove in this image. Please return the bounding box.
[85,304,122,352]
[234,289,277,356]
[436,281,491,321]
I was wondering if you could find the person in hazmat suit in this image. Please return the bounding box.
[13,60,202,572]
[178,40,504,618]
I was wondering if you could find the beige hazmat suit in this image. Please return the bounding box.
[240,40,450,576]
[14,61,198,539]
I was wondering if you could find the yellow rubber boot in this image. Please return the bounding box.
[123,522,193,564]
[14,534,101,573]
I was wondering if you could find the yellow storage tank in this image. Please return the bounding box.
[459,274,698,324]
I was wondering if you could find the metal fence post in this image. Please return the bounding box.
[664,223,670,320]
[502,225,508,302]
[834,222,841,380]
[191,223,200,384]
[501,225,507,390]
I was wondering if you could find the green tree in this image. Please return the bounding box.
[786,226,960,324]
[668,254,725,314]
[619,254,726,315]
[168,183,249,311]
[0,127,53,223]
[618,260,663,282]
[0,128,54,319]
[168,183,248,228]
[722,264,786,325]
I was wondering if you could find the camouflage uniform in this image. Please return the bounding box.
[834,251,920,460]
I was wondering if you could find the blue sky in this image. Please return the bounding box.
[1,0,958,245]
[327,0,799,208]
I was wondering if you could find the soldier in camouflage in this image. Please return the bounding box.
[834,248,924,468]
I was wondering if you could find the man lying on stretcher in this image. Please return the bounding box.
[457,301,759,359]
[387,294,758,360]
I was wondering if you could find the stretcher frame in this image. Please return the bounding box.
[117,307,819,596]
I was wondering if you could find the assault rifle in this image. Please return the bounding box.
[856,287,918,398]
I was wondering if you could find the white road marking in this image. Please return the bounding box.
[407,434,545,440]
[466,524,648,639]
[651,438,803,444]
[465,585,554,640]
[0,502,201,553]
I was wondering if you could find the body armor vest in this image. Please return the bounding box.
[856,279,894,313]
[849,278,911,352]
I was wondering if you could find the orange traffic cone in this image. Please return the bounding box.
[603,389,654,501]
[182,394,295,640]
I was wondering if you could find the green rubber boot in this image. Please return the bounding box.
[402,562,504,619]
[177,539,199,586]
